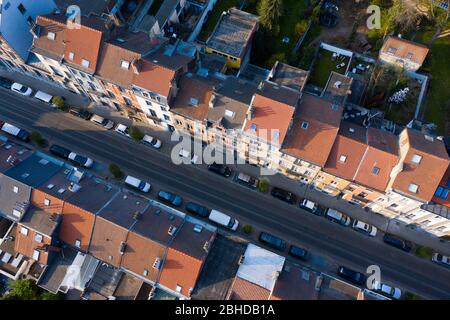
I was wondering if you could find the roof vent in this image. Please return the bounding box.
[349,128,355,133]
[153,257,161,270]
[133,211,142,220]
[39,159,49,165]
[238,255,245,265]
[203,241,210,252]
[123,195,128,200]
[193,225,203,233]
[168,225,177,236]
[68,182,81,192]
[119,242,126,254]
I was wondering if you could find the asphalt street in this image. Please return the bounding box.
[0,89,449,299]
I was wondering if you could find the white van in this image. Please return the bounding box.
[208,209,239,231]
[179,148,199,164]
[34,91,54,104]
[124,175,151,193]
[325,208,351,226]
[1,123,21,136]
[90,114,115,130]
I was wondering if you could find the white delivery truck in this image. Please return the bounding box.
[208,209,239,231]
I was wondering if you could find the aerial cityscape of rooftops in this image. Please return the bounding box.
[0,0,448,306]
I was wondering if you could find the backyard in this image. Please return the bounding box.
[414,27,450,135]
[308,49,349,88]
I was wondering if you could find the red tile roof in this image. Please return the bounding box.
[158,248,203,297]
[243,82,298,145]
[392,129,449,202]
[354,128,399,192]
[34,14,109,73]
[227,277,271,300]
[132,59,176,97]
[281,94,343,166]
[380,36,430,65]
[324,122,367,181]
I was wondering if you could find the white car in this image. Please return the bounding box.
[115,124,130,137]
[352,220,377,237]
[90,114,115,130]
[373,281,401,300]
[179,148,199,164]
[11,83,32,96]
[141,134,162,149]
[68,152,94,168]
[432,253,450,269]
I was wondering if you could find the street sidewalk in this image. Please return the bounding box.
[0,69,90,107]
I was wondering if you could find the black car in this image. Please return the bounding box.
[337,266,366,286]
[259,232,286,251]
[383,234,412,252]
[49,144,71,159]
[16,129,30,142]
[0,77,12,89]
[208,162,232,177]
[69,108,93,120]
[186,202,210,218]
[289,245,308,260]
[271,187,297,204]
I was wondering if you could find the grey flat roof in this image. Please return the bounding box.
[206,8,258,58]
[20,206,60,236]
[97,191,150,229]
[4,153,62,187]
[269,61,309,92]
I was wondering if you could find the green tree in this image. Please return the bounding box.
[257,0,283,31]
[41,291,63,300]
[3,279,39,300]
[30,132,47,148]
[109,163,124,179]
[130,126,144,142]
[242,224,253,234]
[51,96,65,110]
[258,179,270,193]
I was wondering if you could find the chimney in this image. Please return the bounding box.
[131,58,141,74]
[247,106,254,120]
[209,94,216,108]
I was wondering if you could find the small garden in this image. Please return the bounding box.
[364,63,422,125]
[308,49,350,88]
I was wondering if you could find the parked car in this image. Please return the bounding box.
[325,208,351,226]
[235,172,259,189]
[141,134,162,149]
[352,220,377,237]
[383,234,412,252]
[49,144,71,159]
[208,162,232,177]
[0,77,13,89]
[258,232,286,251]
[157,190,183,207]
[16,129,30,142]
[124,175,151,193]
[1,122,30,142]
[271,187,297,204]
[69,108,93,120]
[34,91,54,105]
[90,114,115,130]
[179,148,199,164]
[115,124,130,137]
[68,152,93,168]
[185,202,210,218]
[288,245,308,260]
[11,82,32,96]
[372,281,401,300]
[299,199,320,215]
[337,266,366,286]
[431,253,450,269]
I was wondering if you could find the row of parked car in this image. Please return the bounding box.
[49,144,94,168]
[10,82,61,106]
[0,121,30,142]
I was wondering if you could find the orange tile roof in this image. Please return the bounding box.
[243,83,298,145]
[354,128,399,192]
[281,94,343,166]
[392,129,450,202]
[380,36,430,65]
[227,277,270,300]
[170,74,218,121]
[324,122,367,180]
[158,248,203,297]
[132,59,176,97]
[34,14,109,73]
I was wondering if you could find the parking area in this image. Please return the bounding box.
[191,234,247,300]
